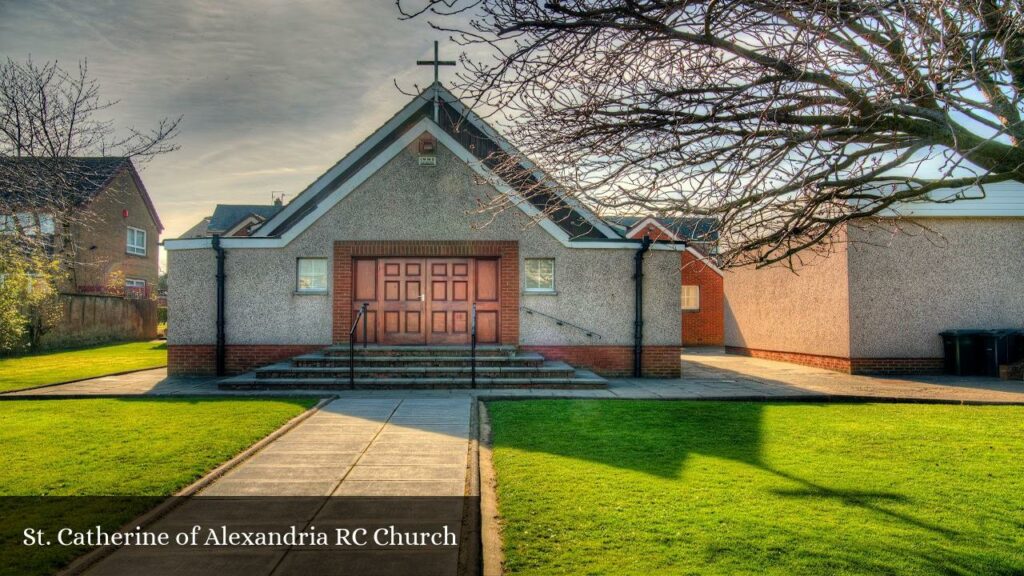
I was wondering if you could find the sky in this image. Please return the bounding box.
[0,0,470,270]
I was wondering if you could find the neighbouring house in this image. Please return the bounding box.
[164,84,684,379]
[724,182,1024,374]
[607,215,719,255]
[1,157,162,345]
[181,201,284,238]
[607,215,724,347]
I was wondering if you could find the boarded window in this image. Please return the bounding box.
[681,285,700,311]
[524,259,555,292]
[297,258,328,292]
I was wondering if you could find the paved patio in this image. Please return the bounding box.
[7,349,1024,403]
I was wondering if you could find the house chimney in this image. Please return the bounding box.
[273,197,283,207]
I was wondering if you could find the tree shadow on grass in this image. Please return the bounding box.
[489,400,957,537]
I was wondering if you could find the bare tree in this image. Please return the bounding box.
[0,58,178,246]
[399,0,1024,266]
[0,58,179,350]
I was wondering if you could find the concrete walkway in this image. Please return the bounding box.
[85,397,473,576]
[201,398,471,497]
[8,350,1024,403]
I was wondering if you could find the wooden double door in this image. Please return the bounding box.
[352,258,500,345]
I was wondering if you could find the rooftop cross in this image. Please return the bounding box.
[417,41,456,123]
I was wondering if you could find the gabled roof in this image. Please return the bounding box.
[207,204,283,233]
[180,217,212,238]
[605,215,719,242]
[0,156,163,232]
[252,84,618,241]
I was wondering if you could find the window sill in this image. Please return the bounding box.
[294,290,329,296]
[523,290,558,296]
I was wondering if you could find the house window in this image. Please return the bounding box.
[1,213,54,236]
[127,227,147,256]
[296,258,328,293]
[125,278,146,299]
[681,285,700,311]
[524,258,555,292]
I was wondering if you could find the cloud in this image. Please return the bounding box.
[0,0,471,268]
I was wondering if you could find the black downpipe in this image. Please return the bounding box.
[633,235,653,377]
[213,235,226,377]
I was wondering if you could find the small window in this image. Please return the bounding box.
[297,258,328,293]
[681,285,700,311]
[127,227,147,256]
[524,258,555,292]
[125,278,146,299]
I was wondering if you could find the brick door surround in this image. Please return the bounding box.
[332,241,519,345]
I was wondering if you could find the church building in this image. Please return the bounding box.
[163,84,690,384]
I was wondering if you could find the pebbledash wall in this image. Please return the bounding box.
[167,140,681,377]
[724,217,1024,374]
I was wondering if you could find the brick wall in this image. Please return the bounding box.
[332,241,519,345]
[521,345,680,377]
[71,170,160,291]
[170,343,681,377]
[168,344,321,375]
[725,346,943,375]
[681,251,723,346]
[626,223,675,241]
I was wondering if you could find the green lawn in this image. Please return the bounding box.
[488,400,1024,576]
[0,340,167,393]
[0,397,317,575]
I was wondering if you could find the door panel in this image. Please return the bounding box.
[427,259,472,344]
[476,310,499,344]
[473,259,501,343]
[375,258,426,344]
[352,260,377,343]
[476,259,498,302]
[359,256,502,345]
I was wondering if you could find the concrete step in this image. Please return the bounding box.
[320,344,517,358]
[253,361,575,380]
[292,352,545,368]
[218,370,607,390]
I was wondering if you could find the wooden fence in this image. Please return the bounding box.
[40,294,158,350]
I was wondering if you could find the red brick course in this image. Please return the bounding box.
[522,345,681,377]
[725,346,943,375]
[168,344,321,376]
[170,344,681,378]
[681,251,723,346]
[332,241,519,345]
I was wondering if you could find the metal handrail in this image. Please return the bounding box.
[349,302,368,388]
[520,305,603,339]
[470,303,477,388]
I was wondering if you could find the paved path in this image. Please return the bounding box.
[9,351,1024,403]
[85,397,474,576]
[201,398,471,497]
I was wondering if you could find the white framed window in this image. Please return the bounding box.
[125,278,146,299]
[681,285,700,311]
[127,227,147,256]
[524,258,555,292]
[296,258,328,293]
